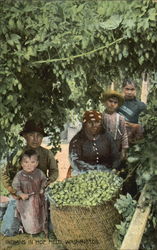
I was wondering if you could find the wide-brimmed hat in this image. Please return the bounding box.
[83,110,102,123]
[101,90,124,107]
[19,120,48,137]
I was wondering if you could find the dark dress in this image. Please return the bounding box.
[12,168,47,234]
[118,98,147,144]
[69,128,120,176]
[118,98,146,123]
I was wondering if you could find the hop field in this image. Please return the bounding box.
[47,171,123,207]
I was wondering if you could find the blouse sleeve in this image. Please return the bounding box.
[40,170,47,189]
[120,116,129,149]
[12,172,23,195]
[47,150,59,182]
[108,135,121,169]
[69,136,94,172]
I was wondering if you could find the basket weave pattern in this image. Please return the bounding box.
[50,201,120,250]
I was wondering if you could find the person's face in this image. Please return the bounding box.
[105,97,119,113]
[21,155,38,173]
[23,132,43,148]
[85,120,102,136]
[123,83,136,100]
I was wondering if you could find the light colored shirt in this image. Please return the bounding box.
[102,111,128,150]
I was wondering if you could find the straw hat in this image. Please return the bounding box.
[101,90,124,107]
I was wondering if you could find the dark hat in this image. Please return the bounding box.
[101,90,124,107]
[83,110,102,123]
[19,120,48,137]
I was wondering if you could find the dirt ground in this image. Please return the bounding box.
[55,143,70,181]
[0,144,70,250]
[41,143,70,181]
[0,233,66,250]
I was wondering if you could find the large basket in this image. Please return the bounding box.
[50,200,120,250]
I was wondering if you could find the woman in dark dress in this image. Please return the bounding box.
[69,110,120,176]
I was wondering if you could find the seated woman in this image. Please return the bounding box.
[69,110,120,176]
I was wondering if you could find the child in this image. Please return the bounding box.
[101,90,128,160]
[12,149,48,235]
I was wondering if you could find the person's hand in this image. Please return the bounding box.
[11,194,20,200]
[125,121,131,127]
[111,169,117,174]
[7,186,21,200]
[45,180,52,187]
[7,186,16,194]
[40,189,44,194]
[19,193,29,200]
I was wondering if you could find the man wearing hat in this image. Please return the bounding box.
[69,110,120,176]
[1,120,58,236]
[101,90,128,160]
[2,120,58,194]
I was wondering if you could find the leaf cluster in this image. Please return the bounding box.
[118,77,157,249]
[0,0,157,158]
[114,194,137,249]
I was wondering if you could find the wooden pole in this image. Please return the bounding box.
[120,186,151,250]
[111,82,115,90]
[140,73,149,103]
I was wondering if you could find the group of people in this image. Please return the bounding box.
[1,78,146,237]
[69,79,146,176]
[1,120,58,236]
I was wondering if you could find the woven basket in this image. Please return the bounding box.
[50,200,120,250]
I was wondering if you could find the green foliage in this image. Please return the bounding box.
[0,1,156,246]
[141,208,157,250]
[0,163,9,196]
[0,0,156,246]
[136,80,157,249]
[132,79,157,204]
[114,194,137,249]
[0,182,9,197]
[48,171,123,207]
[0,0,157,157]
[115,76,157,249]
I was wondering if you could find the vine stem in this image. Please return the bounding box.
[32,37,124,64]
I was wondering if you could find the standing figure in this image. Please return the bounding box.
[1,120,58,236]
[117,79,147,196]
[69,110,120,176]
[12,150,47,235]
[118,79,147,144]
[101,90,128,160]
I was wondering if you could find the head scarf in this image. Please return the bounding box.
[83,110,102,123]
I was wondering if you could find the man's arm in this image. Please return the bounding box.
[2,149,23,194]
[140,101,147,112]
[2,164,18,194]
[40,170,47,190]
[120,116,129,149]
[47,150,59,183]
[109,136,121,169]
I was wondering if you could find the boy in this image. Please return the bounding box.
[12,149,47,235]
[101,90,128,160]
[1,119,58,236]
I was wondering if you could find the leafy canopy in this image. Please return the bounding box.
[0,0,157,157]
